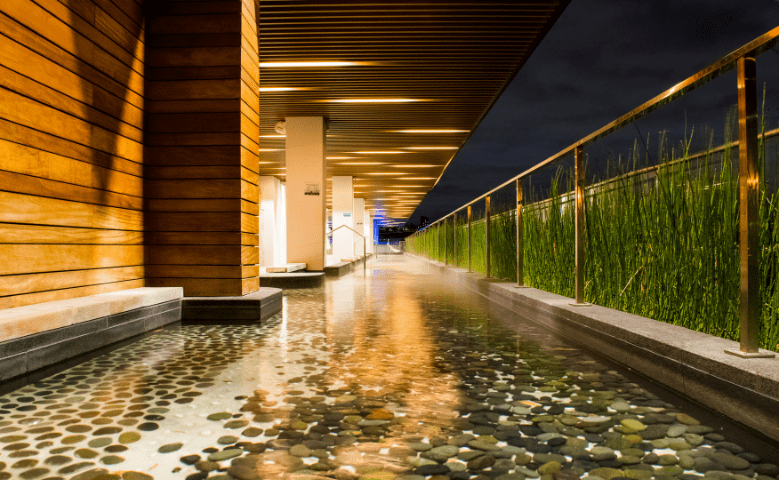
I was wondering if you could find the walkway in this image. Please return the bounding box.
[0,256,777,480]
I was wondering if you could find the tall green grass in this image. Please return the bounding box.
[406,115,779,351]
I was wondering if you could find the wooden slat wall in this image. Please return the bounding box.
[0,0,146,309]
[145,0,261,297]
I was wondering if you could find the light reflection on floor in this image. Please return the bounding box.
[0,256,776,480]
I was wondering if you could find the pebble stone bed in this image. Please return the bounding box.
[0,257,777,480]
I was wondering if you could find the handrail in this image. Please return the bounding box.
[327,224,368,273]
[424,27,778,229]
[409,29,779,356]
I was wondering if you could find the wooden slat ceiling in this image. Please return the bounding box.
[257,0,569,222]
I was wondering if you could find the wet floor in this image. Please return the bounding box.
[0,256,777,480]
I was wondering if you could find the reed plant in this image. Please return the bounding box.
[406,112,778,351]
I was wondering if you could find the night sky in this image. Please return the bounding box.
[407,0,779,225]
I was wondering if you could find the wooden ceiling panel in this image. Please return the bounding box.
[257,0,568,221]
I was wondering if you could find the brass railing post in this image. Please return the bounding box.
[572,145,589,306]
[516,178,528,288]
[726,55,772,357]
[485,195,491,277]
[467,205,472,272]
[443,217,448,265]
[453,213,457,266]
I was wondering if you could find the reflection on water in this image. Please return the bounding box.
[0,257,777,480]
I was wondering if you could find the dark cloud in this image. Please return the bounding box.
[407,0,779,225]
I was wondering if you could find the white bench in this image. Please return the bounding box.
[0,287,183,382]
[264,263,307,274]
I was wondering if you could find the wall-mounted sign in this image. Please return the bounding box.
[343,213,351,217]
[304,183,320,196]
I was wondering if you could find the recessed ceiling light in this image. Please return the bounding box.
[259,87,305,92]
[403,146,459,150]
[394,129,470,133]
[323,98,423,103]
[350,151,406,154]
[389,164,438,168]
[259,148,283,152]
[335,162,386,166]
[259,61,368,68]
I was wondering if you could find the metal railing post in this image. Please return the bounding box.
[572,145,589,306]
[516,178,528,288]
[443,218,448,265]
[467,205,472,272]
[726,55,772,357]
[453,213,457,266]
[485,195,491,277]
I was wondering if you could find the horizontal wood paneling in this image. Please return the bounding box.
[0,279,145,309]
[145,265,258,279]
[0,266,145,296]
[0,245,143,275]
[145,232,257,246]
[1,119,142,177]
[0,0,146,307]
[145,1,260,297]
[0,225,143,245]
[146,277,243,297]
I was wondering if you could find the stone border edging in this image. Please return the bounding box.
[406,253,779,441]
[0,298,182,383]
[182,287,283,321]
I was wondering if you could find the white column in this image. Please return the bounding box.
[353,198,365,256]
[364,210,373,254]
[278,182,287,264]
[259,176,281,267]
[332,176,354,261]
[285,116,326,270]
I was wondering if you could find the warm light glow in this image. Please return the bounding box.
[259,135,286,138]
[326,156,356,160]
[363,172,407,176]
[258,87,304,92]
[259,148,283,152]
[394,129,469,133]
[351,151,406,154]
[403,146,459,150]
[323,98,423,103]
[258,161,277,165]
[397,177,436,180]
[389,164,439,168]
[259,61,367,68]
[335,162,386,166]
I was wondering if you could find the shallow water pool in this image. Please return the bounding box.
[0,256,776,480]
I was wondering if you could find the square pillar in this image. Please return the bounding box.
[365,210,374,254]
[332,176,354,261]
[285,117,326,270]
[145,0,260,297]
[260,176,286,267]
[353,198,365,256]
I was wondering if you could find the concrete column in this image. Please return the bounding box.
[260,176,286,267]
[353,198,365,256]
[332,176,354,261]
[285,117,326,270]
[364,210,373,254]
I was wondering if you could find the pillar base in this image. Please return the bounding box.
[724,349,776,359]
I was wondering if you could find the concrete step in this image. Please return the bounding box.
[259,272,325,288]
[182,287,282,321]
